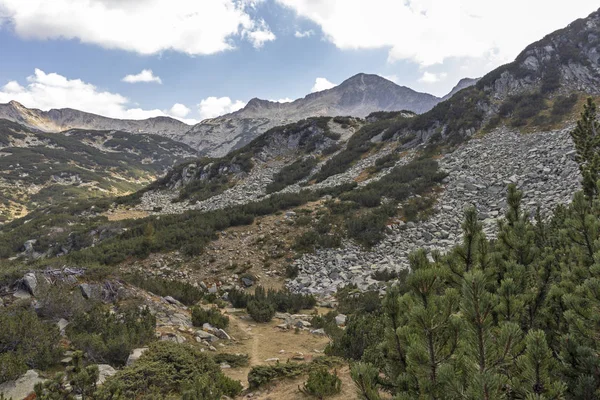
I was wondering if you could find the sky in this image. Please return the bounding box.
[0,1,598,125]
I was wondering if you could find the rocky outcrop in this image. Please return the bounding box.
[478,8,600,99]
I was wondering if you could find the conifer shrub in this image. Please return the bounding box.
[0,307,62,383]
[67,304,156,366]
[248,362,306,389]
[191,307,229,329]
[247,299,276,323]
[122,274,204,306]
[213,353,249,368]
[98,341,242,399]
[300,367,342,399]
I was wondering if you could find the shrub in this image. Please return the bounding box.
[337,285,381,315]
[322,143,341,155]
[191,307,229,329]
[285,264,300,279]
[213,353,249,368]
[228,288,250,308]
[35,281,88,320]
[551,93,578,117]
[98,341,242,399]
[67,304,156,366]
[123,274,204,306]
[0,352,27,385]
[267,157,318,194]
[248,362,306,389]
[247,299,276,323]
[0,307,62,383]
[300,367,342,399]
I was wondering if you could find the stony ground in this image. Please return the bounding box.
[288,127,580,296]
[132,126,581,298]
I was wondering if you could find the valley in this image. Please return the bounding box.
[1,6,600,400]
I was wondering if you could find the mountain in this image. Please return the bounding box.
[0,119,196,222]
[377,7,600,145]
[0,100,191,137]
[175,73,442,157]
[441,77,480,101]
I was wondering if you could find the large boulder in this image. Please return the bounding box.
[0,370,45,400]
[96,364,117,385]
[126,347,148,366]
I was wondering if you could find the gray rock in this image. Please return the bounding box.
[215,329,231,340]
[79,283,92,299]
[163,296,182,306]
[0,370,45,400]
[57,318,69,335]
[22,273,37,296]
[335,314,347,326]
[96,364,117,385]
[241,277,254,287]
[196,330,219,342]
[126,347,148,366]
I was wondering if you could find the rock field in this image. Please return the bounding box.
[136,126,581,297]
[288,127,581,296]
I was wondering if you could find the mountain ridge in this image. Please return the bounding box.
[0,100,192,137]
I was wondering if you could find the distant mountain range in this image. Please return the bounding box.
[0,100,191,137]
[177,73,471,156]
[0,74,478,157]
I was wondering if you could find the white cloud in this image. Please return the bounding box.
[198,97,246,120]
[0,69,196,123]
[169,103,191,118]
[122,69,162,84]
[276,0,599,67]
[273,98,293,103]
[294,30,314,38]
[418,72,448,84]
[243,20,277,48]
[0,0,275,55]
[311,77,336,92]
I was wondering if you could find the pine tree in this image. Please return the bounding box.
[570,97,600,198]
[351,362,382,400]
[402,250,461,399]
[497,185,538,267]
[513,330,566,399]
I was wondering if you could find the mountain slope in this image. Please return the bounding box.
[0,119,196,221]
[0,101,191,137]
[175,73,440,157]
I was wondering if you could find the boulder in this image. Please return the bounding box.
[96,364,117,385]
[215,328,231,340]
[22,273,37,296]
[0,370,45,400]
[126,347,148,366]
[163,296,183,306]
[241,277,254,287]
[79,283,92,299]
[335,314,347,326]
[196,330,219,342]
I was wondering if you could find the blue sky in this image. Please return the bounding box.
[0,0,598,124]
